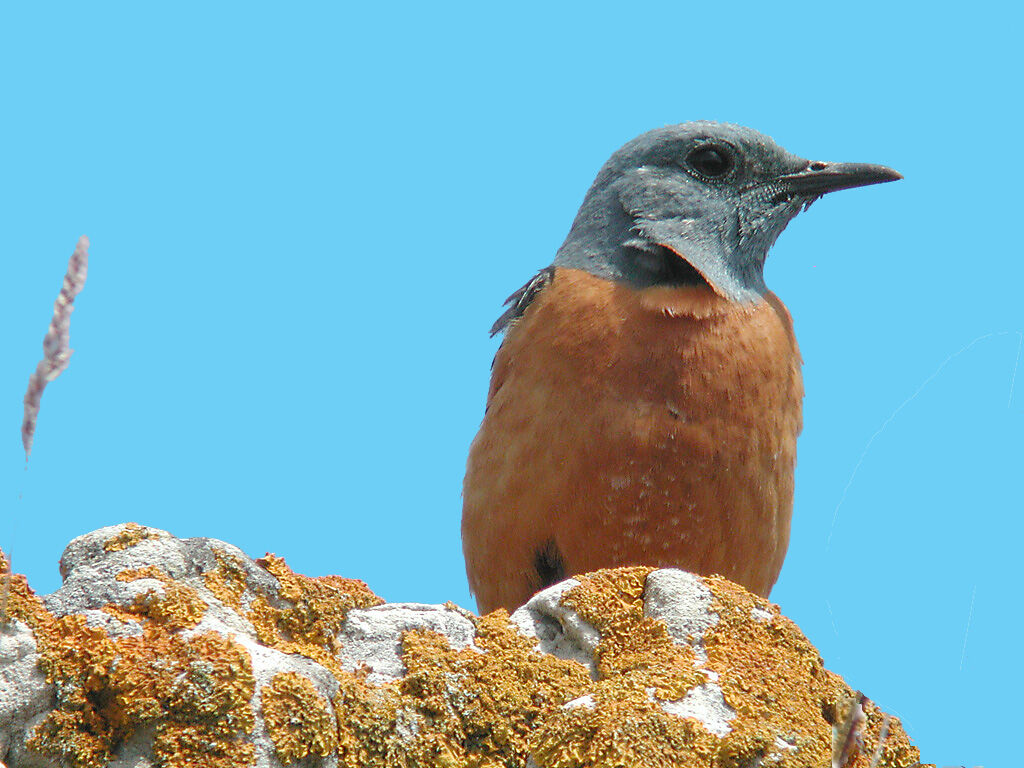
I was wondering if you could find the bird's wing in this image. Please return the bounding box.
[489,266,556,336]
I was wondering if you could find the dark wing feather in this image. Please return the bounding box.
[489,267,556,336]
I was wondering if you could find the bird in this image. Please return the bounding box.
[462,122,901,615]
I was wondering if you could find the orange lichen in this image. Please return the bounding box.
[10,549,383,768]
[203,548,253,612]
[324,567,922,768]
[150,632,256,768]
[561,567,705,696]
[26,708,113,768]
[333,667,403,767]
[328,608,592,767]
[529,569,921,768]
[403,609,593,766]
[700,575,919,768]
[25,605,255,768]
[153,723,256,768]
[162,632,255,731]
[0,549,53,633]
[102,522,163,552]
[103,566,207,630]
[4,533,923,768]
[528,568,717,767]
[247,554,382,672]
[27,616,120,768]
[260,672,338,764]
[532,701,718,768]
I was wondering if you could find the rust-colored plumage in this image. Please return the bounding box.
[461,122,899,614]
[462,268,803,614]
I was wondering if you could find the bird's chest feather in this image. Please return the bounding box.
[465,267,804,602]
[487,268,803,476]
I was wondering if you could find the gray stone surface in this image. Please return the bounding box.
[658,683,736,738]
[510,579,601,678]
[0,621,52,766]
[643,569,737,734]
[643,568,717,644]
[338,602,479,684]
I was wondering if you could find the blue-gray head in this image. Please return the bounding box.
[554,122,901,302]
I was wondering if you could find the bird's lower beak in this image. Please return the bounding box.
[777,161,903,197]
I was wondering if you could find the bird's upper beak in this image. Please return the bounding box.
[777,161,903,197]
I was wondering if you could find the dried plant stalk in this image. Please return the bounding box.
[21,235,90,459]
[869,713,892,768]
[832,690,867,768]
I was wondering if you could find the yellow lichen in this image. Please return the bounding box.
[527,568,717,767]
[153,722,257,768]
[203,548,252,612]
[247,553,383,673]
[532,700,718,768]
[700,575,919,768]
[26,616,120,767]
[26,609,256,768]
[333,668,403,767]
[164,632,256,732]
[330,567,920,768]
[530,568,921,768]
[102,522,162,552]
[0,549,52,633]
[261,672,338,764]
[406,610,593,766]
[104,566,207,630]
[6,534,923,768]
[25,708,113,768]
[11,548,386,768]
[561,567,705,697]
[328,608,592,767]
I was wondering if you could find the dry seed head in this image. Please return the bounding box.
[21,235,90,459]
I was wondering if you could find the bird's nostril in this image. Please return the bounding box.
[809,161,827,172]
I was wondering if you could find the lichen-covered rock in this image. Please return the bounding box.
[0,524,923,768]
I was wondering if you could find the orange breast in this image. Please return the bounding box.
[462,267,803,614]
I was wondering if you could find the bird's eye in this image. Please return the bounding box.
[686,145,733,178]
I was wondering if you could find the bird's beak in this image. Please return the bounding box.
[777,161,902,197]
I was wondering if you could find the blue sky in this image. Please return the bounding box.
[2,3,1020,765]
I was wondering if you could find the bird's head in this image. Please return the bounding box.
[553,121,901,302]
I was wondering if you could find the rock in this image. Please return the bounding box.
[0,523,923,768]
